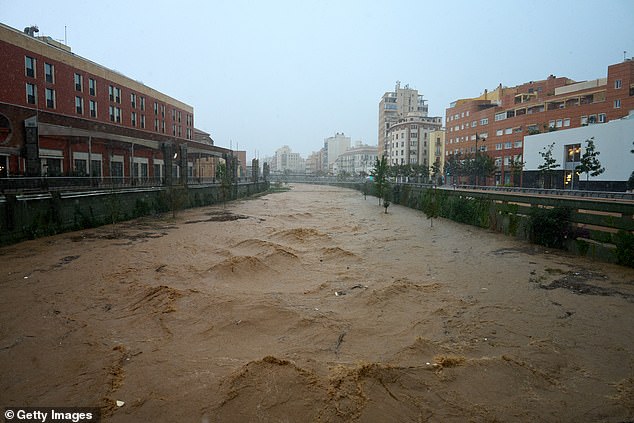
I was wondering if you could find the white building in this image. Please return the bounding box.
[323,133,351,174]
[523,111,634,191]
[334,144,378,175]
[385,113,443,167]
[273,145,305,173]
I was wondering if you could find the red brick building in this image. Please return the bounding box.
[445,59,634,185]
[0,23,229,185]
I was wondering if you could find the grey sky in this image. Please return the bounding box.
[2,0,633,160]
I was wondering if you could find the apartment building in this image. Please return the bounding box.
[429,129,445,176]
[378,82,436,159]
[445,59,634,185]
[305,150,324,175]
[273,145,305,173]
[384,113,442,167]
[0,23,226,183]
[333,143,377,176]
[323,132,350,174]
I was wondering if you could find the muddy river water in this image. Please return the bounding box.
[1,184,633,422]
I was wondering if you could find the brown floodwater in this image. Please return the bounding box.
[1,184,633,422]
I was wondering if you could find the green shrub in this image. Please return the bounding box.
[527,206,572,249]
[613,230,634,267]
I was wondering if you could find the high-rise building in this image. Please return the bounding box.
[323,132,350,174]
[378,82,437,158]
[445,59,634,185]
[274,145,305,173]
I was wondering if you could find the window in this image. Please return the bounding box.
[89,100,97,117]
[109,86,114,101]
[131,111,137,127]
[565,144,581,163]
[89,78,96,96]
[26,83,36,104]
[614,99,621,108]
[549,120,555,128]
[140,96,145,111]
[25,56,35,77]
[154,102,158,114]
[45,88,55,108]
[581,116,588,125]
[45,63,54,83]
[615,79,622,89]
[161,120,165,133]
[564,118,571,127]
[504,142,512,149]
[504,127,512,134]
[74,73,83,91]
[178,126,182,137]
[598,113,606,123]
[588,114,597,124]
[75,96,83,114]
[115,107,121,123]
[109,106,115,121]
[154,118,159,131]
[496,129,503,136]
[495,112,506,121]
[178,111,181,123]
[131,93,136,108]
[472,120,477,127]
[161,105,165,118]
[556,119,563,128]
[495,143,503,150]
[514,140,522,148]
[480,118,488,125]
[74,159,87,176]
[115,87,121,103]
[172,109,176,120]
[140,114,145,129]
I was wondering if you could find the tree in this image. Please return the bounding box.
[575,137,605,186]
[371,157,389,206]
[474,154,497,186]
[508,156,525,187]
[430,160,442,185]
[538,142,560,189]
[444,154,461,186]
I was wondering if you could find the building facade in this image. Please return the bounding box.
[429,129,445,177]
[523,111,634,191]
[378,82,435,158]
[0,23,227,184]
[384,113,442,167]
[323,132,350,174]
[305,150,324,175]
[333,143,377,176]
[445,59,634,185]
[273,145,305,173]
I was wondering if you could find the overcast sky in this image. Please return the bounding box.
[2,0,633,159]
